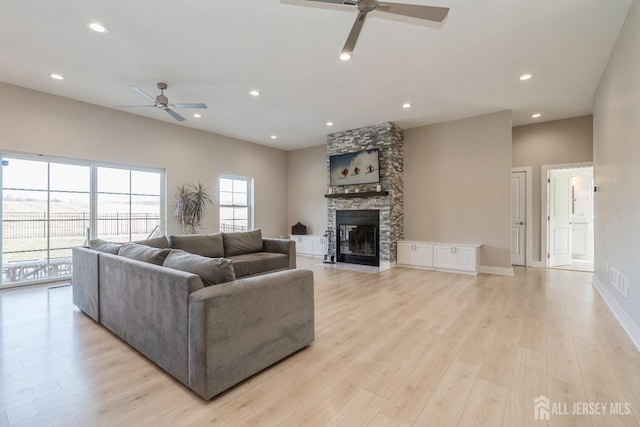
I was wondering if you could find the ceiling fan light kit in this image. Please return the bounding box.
[302,0,449,59]
[120,82,207,122]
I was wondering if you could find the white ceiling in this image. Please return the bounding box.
[0,0,632,151]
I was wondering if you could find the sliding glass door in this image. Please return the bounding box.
[1,158,90,285]
[1,154,164,287]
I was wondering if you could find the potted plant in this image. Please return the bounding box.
[174,182,213,234]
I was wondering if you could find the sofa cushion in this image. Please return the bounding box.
[222,229,263,257]
[118,242,172,266]
[163,250,235,287]
[133,236,170,249]
[89,239,122,255]
[169,234,224,258]
[228,259,249,278]
[227,252,289,277]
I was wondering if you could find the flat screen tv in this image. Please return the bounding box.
[329,149,380,186]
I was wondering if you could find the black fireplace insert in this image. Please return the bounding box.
[336,210,379,266]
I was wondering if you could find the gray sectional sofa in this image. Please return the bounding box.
[72,230,314,399]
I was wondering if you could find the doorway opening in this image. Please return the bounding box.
[543,164,594,272]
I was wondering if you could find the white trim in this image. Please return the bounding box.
[592,275,640,351]
[512,167,533,267]
[479,265,515,276]
[531,261,546,268]
[435,268,477,276]
[540,161,593,268]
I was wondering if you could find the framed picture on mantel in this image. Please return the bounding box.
[329,149,380,186]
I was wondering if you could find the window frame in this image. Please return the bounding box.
[219,174,254,233]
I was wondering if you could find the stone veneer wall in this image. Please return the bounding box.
[326,122,404,265]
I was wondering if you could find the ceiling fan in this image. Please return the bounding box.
[120,82,207,122]
[301,0,449,60]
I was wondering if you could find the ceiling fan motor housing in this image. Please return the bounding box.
[156,94,169,106]
[357,0,378,12]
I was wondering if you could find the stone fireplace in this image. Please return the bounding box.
[326,122,404,269]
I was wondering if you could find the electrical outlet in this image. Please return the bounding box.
[611,267,629,299]
[620,274,629,299]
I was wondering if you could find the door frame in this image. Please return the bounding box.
[541,161,593,267]
[512,167,533,267]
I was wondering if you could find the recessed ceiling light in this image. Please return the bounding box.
[326,121,334,127]
[87,22,108,33]
[339,53,352,61]
[532,113,541,118]
[270,135,277,140]
[402,103,412,109]
[193,113,201,118]
[249,90,260,97]
[519,73,533,81]
[50,73,64,80]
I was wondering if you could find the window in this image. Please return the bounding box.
[0,152,164,287]
[219,175,253,232]
[96,167,162,243]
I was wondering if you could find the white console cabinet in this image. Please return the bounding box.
[290,235,325,257]
[434,244,479,274]
[397,242,434,268]
[398,241,481,275]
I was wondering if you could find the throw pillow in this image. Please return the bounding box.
[163,250,236,286]
[133,235,170,249]
[168,234,224,258]
[118,242,172,265]
[89,239,122,255]
[222,229,263,257]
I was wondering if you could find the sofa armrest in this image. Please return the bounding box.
[72,247,100,321]
[263,238,296,269]
[188,269,314,399]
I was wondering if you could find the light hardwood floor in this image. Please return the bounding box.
[1,259,639,426]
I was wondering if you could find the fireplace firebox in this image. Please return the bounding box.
[336,210,380,266]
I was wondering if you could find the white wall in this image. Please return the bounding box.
[404,111,513,271]
[512,116,593,263]
[593,0,640,347]
[0,83,289,237]
[287,145,327,235]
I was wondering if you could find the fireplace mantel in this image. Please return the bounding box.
[324,191,389,199]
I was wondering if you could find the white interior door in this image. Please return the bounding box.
[548,170,573,266]
[511,171,526,265]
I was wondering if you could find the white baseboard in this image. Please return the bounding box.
[592,275,640,351]
[479,266,514,276]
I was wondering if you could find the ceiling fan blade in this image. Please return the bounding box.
[164,108,186,122]
[341,11,368,58]
[131,87,157,102]
[304,0,356,5]
[171,103,208,109]
[376,3,449,22]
